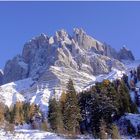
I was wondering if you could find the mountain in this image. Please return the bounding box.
[2,28,131,84]
[0,28,135,112]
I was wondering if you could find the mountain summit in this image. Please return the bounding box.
[2,28,134,85]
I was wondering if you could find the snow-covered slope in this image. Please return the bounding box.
[0,66,126,113]
[0,78,52,114]
[0,78,33,107]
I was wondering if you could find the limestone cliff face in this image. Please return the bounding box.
[2,28,132,85]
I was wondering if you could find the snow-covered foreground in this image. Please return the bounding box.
[0,128,133,139]
[0,129,62,140]
[0,129,94,140]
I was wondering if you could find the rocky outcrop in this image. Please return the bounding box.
[3,55,28,84]
[118,46,135,61]
[73,28,104,54]
[103,43,118,59]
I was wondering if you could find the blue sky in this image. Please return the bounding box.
[0,1,140,68]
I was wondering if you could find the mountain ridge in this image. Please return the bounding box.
[1,28,134,85]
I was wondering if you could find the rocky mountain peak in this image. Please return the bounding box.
[55,29,68,39]
[73,28,86,36]
[1,28,135,85]
[73,28,105,55]
[118,45,135,61]
[73,28,88,46]
[54,29,71,45]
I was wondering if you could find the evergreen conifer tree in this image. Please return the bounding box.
[10,104,16,124]
[23,102,30,123]
[111,124,120,139]
[41,120,48,131]
[118,81,131,114]
[63,79,82,135]
[48,98,64,133]
[60,91,67,115]
[99,119,108,139]
[28,103,36,119]
[14,102,24,125]
[4,105,11,123]
[0,102,5,124]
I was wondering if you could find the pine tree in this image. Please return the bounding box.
[4,105,11,122]
[41,120,48,131]
[78,91,92,134]
[60,91,67,115]
[0,102,5,124]
[105,82,120,116]
[23,102,30,123]
[118,81,131,114]
[111,124,120,139]
[10,104,16,124]
[14,109,20,125]
[48,98,64,133]
[99,119,108,139]
[14,102,24,125]
[28,103,41,121]
[91,93,117,135]
[63,79,82,135]
[7,102,27,125]
[28,103,36,119]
